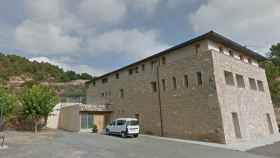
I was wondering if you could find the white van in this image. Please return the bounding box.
[105,118,139,138]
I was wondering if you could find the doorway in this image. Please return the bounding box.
[81,113,93,130]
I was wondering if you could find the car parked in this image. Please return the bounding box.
[105,118,139,138]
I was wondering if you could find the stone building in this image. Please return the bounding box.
[86,31,278,144]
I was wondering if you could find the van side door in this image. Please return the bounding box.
[116,120,126,133]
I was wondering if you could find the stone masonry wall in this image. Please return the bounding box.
[87,39,225,143]
[211,49,279,144]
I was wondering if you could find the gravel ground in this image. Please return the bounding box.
[0,130,271,158]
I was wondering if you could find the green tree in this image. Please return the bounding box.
[269,43,280,66]
[261,61,280,104]
[0,87,17,130]
[262,43,280,106]
[21,85,58,133]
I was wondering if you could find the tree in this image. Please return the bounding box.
[80,73,93,80]
[261,61,280,104]
[21,85,58,133]
[0,87,17,131]
[269,43,280,66]
[262,43,280,106]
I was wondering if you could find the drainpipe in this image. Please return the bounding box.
[156,60,164,137]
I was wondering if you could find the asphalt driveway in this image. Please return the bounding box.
[0,130,270,158]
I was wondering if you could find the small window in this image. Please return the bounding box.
[249,78,257,90]
[120,89,124,98]
[257,80,264,91]
[142,64,145,71]
[172,77,177,89]
[151,81,157,92]
[197,72,202,87]
[115,73,119,79]
[161,79,166,91]
[184,75,189,88]
[129,69,133,75]
[135,67,139,73]
[151,61,157,71]
[219,47,224,53]
[236,74,245,88]
[224,71,234,86]
[101,92,105,97]
[195,44,200,55]
[229,50,234,57]
[102,78,108,84]
[161,56,166,65]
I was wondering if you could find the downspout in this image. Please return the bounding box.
[156,60,164,136]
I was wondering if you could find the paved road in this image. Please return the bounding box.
[248,142,280,158]
[0,131,270,158]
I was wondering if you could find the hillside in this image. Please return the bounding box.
[0,53,93,85]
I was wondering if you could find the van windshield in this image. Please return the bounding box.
[127,120,139,126]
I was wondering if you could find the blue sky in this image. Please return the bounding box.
[0,0,280,76]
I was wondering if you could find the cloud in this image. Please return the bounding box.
[78,0,127,26]
[88,29,169,60]
[125,0,160,14]
[24,0,63,23]
[189,0,280,53]
[29,57,105,76]
[15,20,81,55]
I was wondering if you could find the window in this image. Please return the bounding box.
[115,73,119,79]
[101,92,105,97]
[172,77,177,89]
[120,89,124,98]
[135,67,139,73]
[249,78,257,90]
[219,46,224,53]
[224,71,234,86]
[229,50,234,57]
[257,80,264,91]
[266,113,274,134]
[151,60,157,71]
[129,69,133,75]
[197,72,202,87]
[184,75,189,88]
[102,78,108,84]
[161,56,166,65]
[117,120,126,126]
[142,64,145,71]
[161,79,166,91]
[151,81,157,92]
[236,74,245,88]
[195,44,200,55]
[232,112,242,138]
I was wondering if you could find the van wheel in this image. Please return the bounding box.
[121,132,127,138]
[133,134,139,138]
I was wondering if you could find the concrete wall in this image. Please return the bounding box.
[87,39,225,143]
[58,105,81,132]
[211,48,278,144]
[47,103,61,129]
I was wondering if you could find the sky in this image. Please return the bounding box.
[0,0,280,76]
